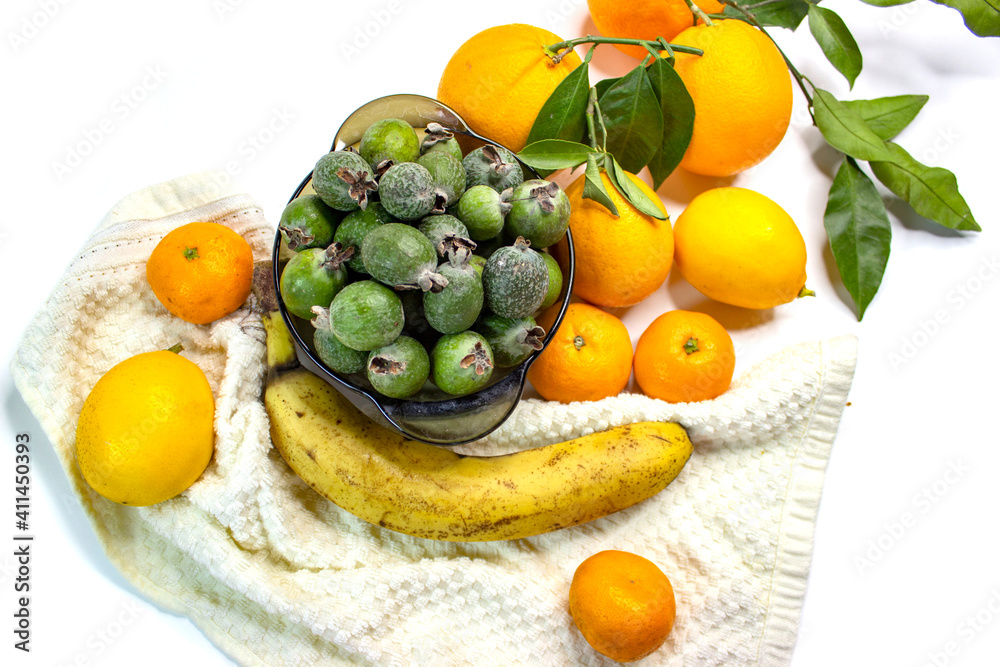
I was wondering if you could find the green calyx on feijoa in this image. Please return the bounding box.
[312,150,378,212]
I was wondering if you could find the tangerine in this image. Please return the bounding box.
[527,302,632,403]
[146,222,254,324]
[569,550,677,662]
[633,310,735,403]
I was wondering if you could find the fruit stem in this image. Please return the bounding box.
[798,286,817,298]
[166,343,185,354]
[585,87,609,153]
[545,35,703,64]
[682,0,715,27]
[718,0,815,120]
[683,337,700,355]
[573,335,586,351]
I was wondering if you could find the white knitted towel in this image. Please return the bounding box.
[12,173,857,667]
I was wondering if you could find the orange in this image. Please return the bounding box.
[671,19,792,176]
[146,222,254,324]
[588,0,726,59]
[437,24,582,152]
[633,310,735,403]
[75,348,215,506]
[674,187,808,309]
[563,169,673,308]
[527,302,632,403]
[569,550,676,662]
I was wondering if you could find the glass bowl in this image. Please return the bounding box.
[271,94,575,445]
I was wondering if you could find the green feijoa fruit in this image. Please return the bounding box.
[474,313,545,368]
[310,306,367,374]
[420,122,464,161]
[431,331,494,396]
[359,118,421,169]
[312,150,378,212]
[416,151,466,207]
[454,185,512,240]
[418,214,476,267]
[334,202,395,274]
[278,195,341,251]
[330,280,404,351]
[361,223,448,292]
[467,254,487,278]
[463,144,524,193]
[378,162,445,221]
[366,335,430,399]
[482,237,549,319]
[278,244,353,320]
[538,251,563,310]
[505,180,571,249]
[423,263,484,335]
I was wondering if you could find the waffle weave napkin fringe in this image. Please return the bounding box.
[12,172,857,667]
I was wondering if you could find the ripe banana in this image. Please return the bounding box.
[254,262,693,542]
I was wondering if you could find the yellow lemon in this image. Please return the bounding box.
[674,187,808,309]
[75,348,215,506]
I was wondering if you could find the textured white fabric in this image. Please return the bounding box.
[12,172,857,667]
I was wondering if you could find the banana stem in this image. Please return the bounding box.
[545,35,703,63]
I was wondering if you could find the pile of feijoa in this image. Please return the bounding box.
[277,118,570,399]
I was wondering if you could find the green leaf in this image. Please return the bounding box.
[807,5,863,89]
[604,155,667,220]
[582,153,619,216]
[930,0,1000,37]
[857,0,915,6]
[824,158,892,320]
[723,0,811,30]
[870,142,981,231]
[596,65,664,174]
[841,95,929,141]
[644,57,695,190]
[517,139,597,171]
[813,88,893,162]
[526,61,591,147]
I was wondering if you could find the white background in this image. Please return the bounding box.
[2,0,999,665]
